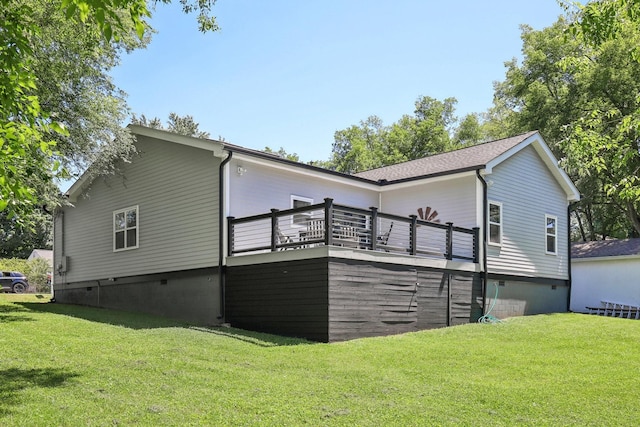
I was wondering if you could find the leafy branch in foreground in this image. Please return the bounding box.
[0,0,218,221]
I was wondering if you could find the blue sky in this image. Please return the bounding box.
[111,0,566,163]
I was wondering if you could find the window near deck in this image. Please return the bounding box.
[545,215,557,255]
[291,195,313,226]
[488,201,502,246]
[114,206,138,251]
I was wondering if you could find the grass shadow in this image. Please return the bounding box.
[0,367,79,417]
[0,304,35,323]
[17,302,312,347]
[189,326,311,347]
[17,302,184,330]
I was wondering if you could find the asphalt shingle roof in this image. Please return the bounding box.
[354,131,538,182]
[571,238,640,259]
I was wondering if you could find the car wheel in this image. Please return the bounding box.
[12,282,27,293]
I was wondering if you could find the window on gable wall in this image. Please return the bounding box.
[114,206,138,251]
[545,215,557,255]
[488,201,502,245]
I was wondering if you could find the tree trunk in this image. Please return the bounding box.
[626,202,640,236]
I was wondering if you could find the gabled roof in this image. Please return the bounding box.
[28,249,53,267]
[354,131,580,201]
[572,238,640,259]
[355,131,538,181]
[66,126,579,202]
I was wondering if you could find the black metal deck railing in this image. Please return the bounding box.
[228,198,479,262]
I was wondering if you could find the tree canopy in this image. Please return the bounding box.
[131,113,212,138]
[328,96,490,174]
[490,14,640,238]
[0,0,218,221]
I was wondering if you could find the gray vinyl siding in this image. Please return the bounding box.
[487,146,569,279]
[58,135,220,283]
[380,174,478,228]
[227,159,378,218]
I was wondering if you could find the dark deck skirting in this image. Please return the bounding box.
[225,257,482,342]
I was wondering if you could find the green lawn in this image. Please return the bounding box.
[1,294,639,426]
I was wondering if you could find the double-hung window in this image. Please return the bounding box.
[545,215,557,255]
[488,201,502,246]
[114,206,139,251]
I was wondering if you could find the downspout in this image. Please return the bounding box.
[218,151,233,321]
[567,201,576,312]
[476,170,489,315]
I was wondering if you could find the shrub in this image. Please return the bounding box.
[0,257,52,293]
[27,257,51,293]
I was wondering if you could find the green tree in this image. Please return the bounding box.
[131,113,211,138]
[0,0,218,220]
[263,147,300,162]
[490,17,640,238]
[0,210,52,259]
[453,113,489,145]
[329,96,466,174]
[331,116,391,173]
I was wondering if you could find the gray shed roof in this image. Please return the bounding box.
[354,131,538,182]
[572,238,640,259]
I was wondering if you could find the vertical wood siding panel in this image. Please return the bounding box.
[450,274,483,325]
[61,135,220,282]
[226,259,329,342]
[416,270,449,329]
[487,146,569,279]
[328,261,418,341]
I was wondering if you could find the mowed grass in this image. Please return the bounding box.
[1,294,639,426]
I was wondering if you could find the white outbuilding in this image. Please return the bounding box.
[570,238,640,313]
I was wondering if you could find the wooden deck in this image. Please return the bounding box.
[225,246,482,342]
[228,198,479,263]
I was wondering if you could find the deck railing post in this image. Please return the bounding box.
[370,207,378,251]
[270,209,279,252]
[446,222,454,260]
[227,216,235,256]
[472,227,480,263]
[409,215,418,255]
[324,198,334,246]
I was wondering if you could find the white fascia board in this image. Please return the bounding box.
[377,170,478,192]
[484,132,581,202]
[128,125,226,157]
[230,152,380,191]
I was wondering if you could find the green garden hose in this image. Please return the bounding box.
[478,282,502,323]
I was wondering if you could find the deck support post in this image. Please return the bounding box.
[227,216,236,256]
[446,222,454,260]
[472,227,480,263]
[370,207,378,251]
[324,198,334,246]
[270,209,279,252]
[409,215,417,255]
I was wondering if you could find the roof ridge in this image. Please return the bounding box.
[354,130,539,181]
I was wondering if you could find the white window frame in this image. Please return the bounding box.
[545,214,558,255]
[488,201,502,246]
[113,205,139,252]
[290,195,314,227]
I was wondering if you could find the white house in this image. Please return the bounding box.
[53,126,579,341]
[28,249,54,270]
[570,238,640,313]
